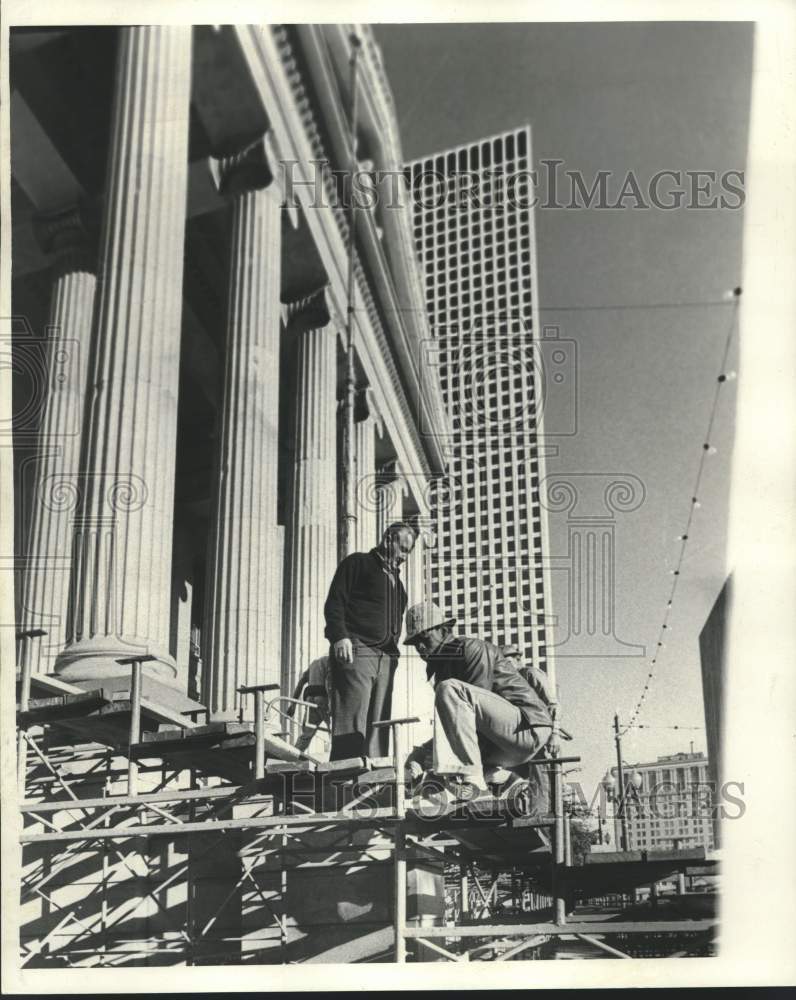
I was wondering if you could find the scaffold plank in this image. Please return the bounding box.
[20,672,86,697]
[404,920,716,939]
[586,847,706,865]
[20,807,399,843]
[266,760,316,774]
[19,789,564,846]
[314,757,369,776]
[17,689,111,724]
[406,807,555,835]
[139,698,200,729]
[354,766,398,786]
[138,720,252,749]
[20,784,249,813]
[684,865,718,876]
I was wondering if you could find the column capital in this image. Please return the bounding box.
[209,132,279,199]
[376,459,411,504]
[32,202,98,274]
[284,284,335,336]
[355,386,383,435]
[377,457,408,486]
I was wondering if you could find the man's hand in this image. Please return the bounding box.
[334,637,353,663]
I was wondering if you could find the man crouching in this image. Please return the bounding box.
[403,602,553,804]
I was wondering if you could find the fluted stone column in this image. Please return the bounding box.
[404,528,425,607]
[375,460,408,540]
[55,27,192,685]
[202,135,285,721]
[283,289,339,693]
[170,517,194,685]
[18,206,96,677]
[353,388,380,553]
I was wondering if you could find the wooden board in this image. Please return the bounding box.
[17,688,110,724]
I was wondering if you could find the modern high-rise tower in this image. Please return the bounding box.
[407,125,556,674]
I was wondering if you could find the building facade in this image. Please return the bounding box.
[606,751,716,853]
[7,25,458,966]
[699,576,730,847]
[10,24,449,728]
[406,127,556,673]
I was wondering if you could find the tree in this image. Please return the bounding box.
[570,816,596,865]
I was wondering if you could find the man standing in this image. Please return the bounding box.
[404,604,552,796]
[324,522,416,759]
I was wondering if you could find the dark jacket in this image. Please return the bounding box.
[323,548,407,655]
[427,634,552,729]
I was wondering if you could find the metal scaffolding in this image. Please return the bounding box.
[14,641,717,966]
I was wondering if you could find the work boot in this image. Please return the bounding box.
[412,776,457,818]
[445,773,488,798]
[484,766,513,786]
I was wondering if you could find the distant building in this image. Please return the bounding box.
[605,751,716,852]
[699,576,731,847]
[406,127,555,674]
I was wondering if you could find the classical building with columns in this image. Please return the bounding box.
[10,24,448,728]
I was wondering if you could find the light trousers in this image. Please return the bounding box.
[432,678,548,781]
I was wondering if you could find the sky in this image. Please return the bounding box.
[374,21,754,799]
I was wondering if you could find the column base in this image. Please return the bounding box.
[54,637,178,684]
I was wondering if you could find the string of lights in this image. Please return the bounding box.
[620,287,742,736]
[538,298,737,313]
[633,724,704,731]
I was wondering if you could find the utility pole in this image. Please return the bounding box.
[613,711,630,851]
[341,33,362,556]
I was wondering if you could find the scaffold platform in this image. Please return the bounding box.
[14,656,718,965]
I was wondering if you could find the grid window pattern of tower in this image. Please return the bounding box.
[407,127,550,671]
